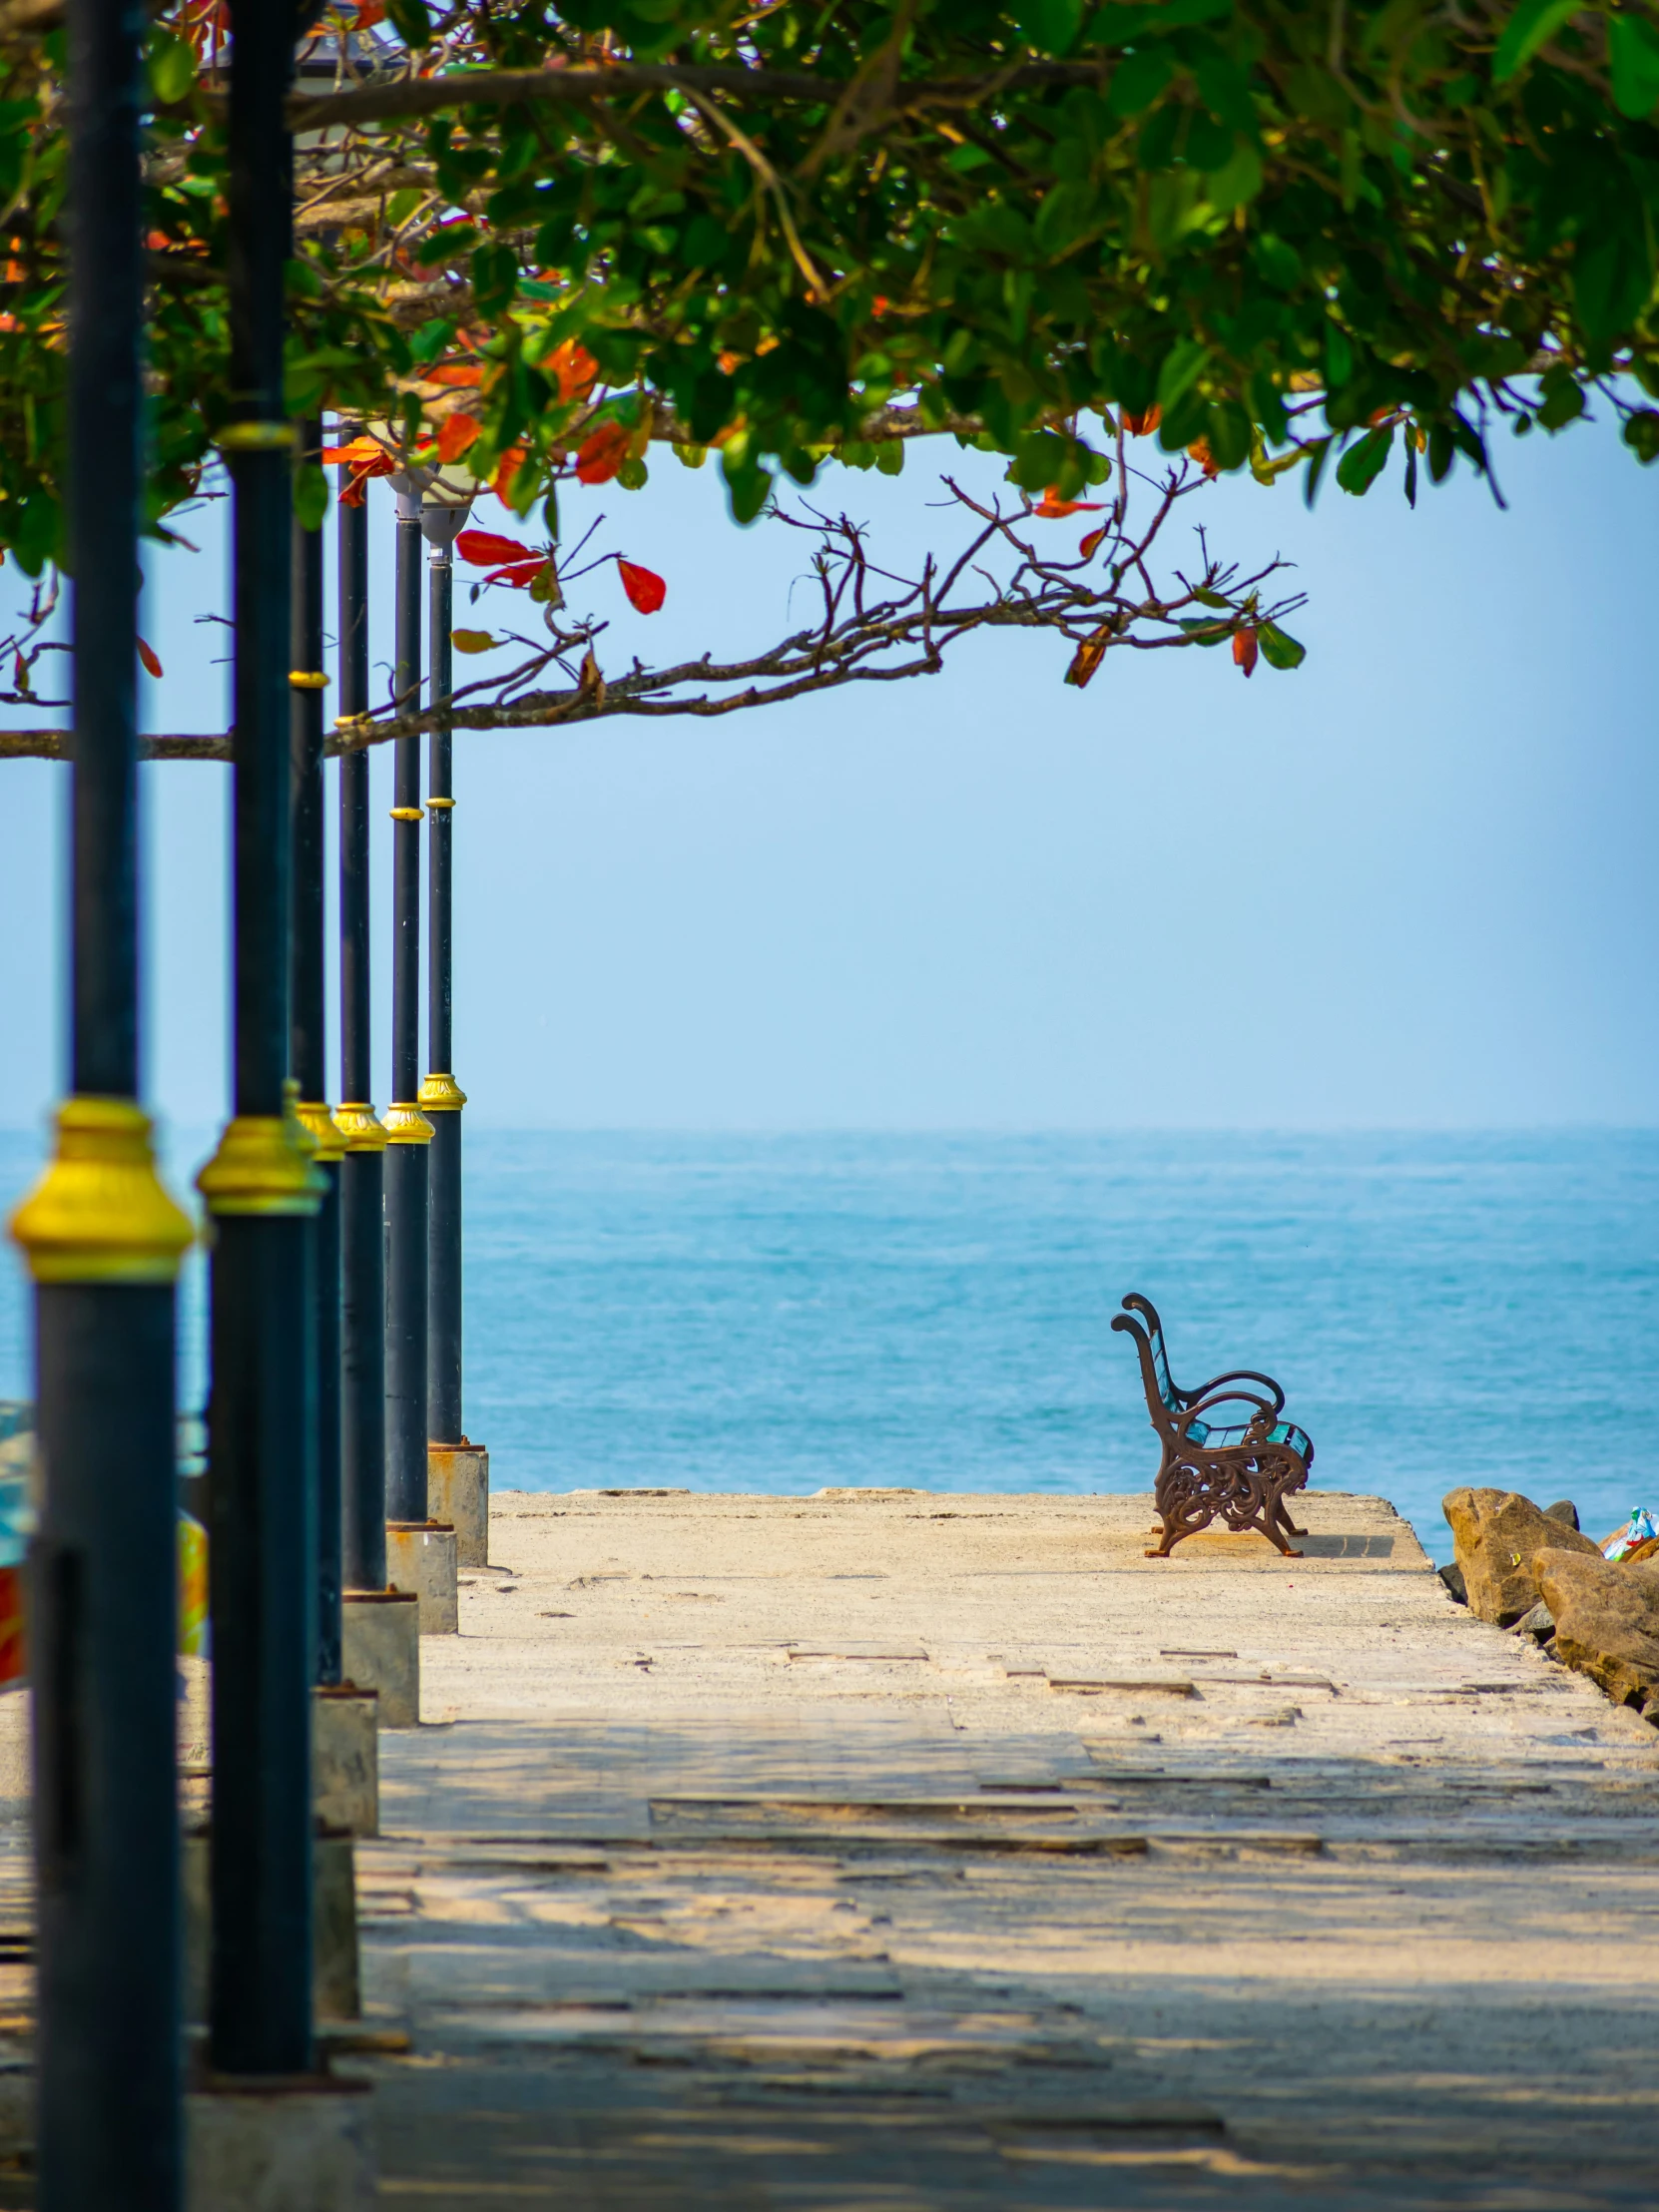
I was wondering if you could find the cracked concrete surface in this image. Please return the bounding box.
[352,1488,1659,2207]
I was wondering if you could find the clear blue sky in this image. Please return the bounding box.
[0,411,1652,1133]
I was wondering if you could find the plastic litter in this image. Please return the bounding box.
[1601,1507,1659,1562]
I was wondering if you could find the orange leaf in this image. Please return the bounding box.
[137,638,163,680]
[718,350,741,374]
[548,337,598,402]
[616,558,665,614]
[1064,626,1111,690]
[457,528,534,568]
[871,294,888,317]
[354,0,385,21]
[1120,405,1162,437]
[575,421,630,485]
[491,445,529,504]
[423,361,484,390]
[436,412,481,463]
[1187,437,1219,479]
[1233,626,1259,677]
[1079,526,1107,560]
[322,436,394,471]
[1033,487,1106,518]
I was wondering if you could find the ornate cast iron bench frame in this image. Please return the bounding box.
[1111,1293,1315,1559]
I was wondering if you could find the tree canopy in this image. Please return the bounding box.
[0,0,1652,733]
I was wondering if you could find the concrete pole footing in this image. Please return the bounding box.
[341,1588,421,1726]
[187,2071,375,2211]
[386,1520,458,1634]
[184,1831,359,2025]
[313,1685,378,1836]
[427,1440,488,1565]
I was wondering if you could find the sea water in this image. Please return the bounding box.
[1,1128,1653,1564]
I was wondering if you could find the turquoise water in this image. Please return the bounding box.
[2,1129,1655,1562]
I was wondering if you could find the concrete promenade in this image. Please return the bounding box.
[352,1488,1659,2207]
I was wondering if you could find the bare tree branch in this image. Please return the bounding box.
[0,464,1303,761]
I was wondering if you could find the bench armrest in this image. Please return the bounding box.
[1185,1368,1286,1415]
[1176,1387,1279,1436]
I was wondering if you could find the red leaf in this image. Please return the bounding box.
[354,0,385,22]
[616,558,666,614]
[457,528,534,569]
[1120,405,1162,437]
[488,560,550,590]
[1233,626,1259,677]
[1033,487,1106,518]
[137,638,163,680]
[1079,526,1107,560]
[436,412,481,463]
[575,420,630,485]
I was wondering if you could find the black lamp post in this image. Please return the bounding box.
[291,420,343,1686]
[333,432,388,1594]
[194,0,322,2078]
[383,474,433,1524]
[7,0,193,2195]
[420,491,470,1447]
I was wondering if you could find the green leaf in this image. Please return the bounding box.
[722,445,773,524]
[147,29,197,107]
[873,439,904,475]
[385,0,433,49]
[1259,622,1306,671]
[408,319,454,364]
[1610,13,1659,117]
[292,461,327,533]
[1336,423,1393,495]
[1302,436,1334,509]
[1014,0,1086,57]
[1155,338,1210,415]
[1204,141,1263,215]
[1623,408,1659,464]
[387,188,423,229]
[470,242,519,315]
[451,629,498,654]
[1536,365,1585,430]
[1491,0,1581,84]
[1572,220,1653,345]
[1106,47,1176,121]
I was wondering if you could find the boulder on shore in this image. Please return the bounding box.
[1543,1500,1580,1531]
[1533,1547,1659,1711]
[1441,1488,1601,1625]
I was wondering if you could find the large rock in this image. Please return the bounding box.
[1441,1488,1601,1625]
[1533,1548,1659,1710]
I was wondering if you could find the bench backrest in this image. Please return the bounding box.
[1111,1295,1187,1431]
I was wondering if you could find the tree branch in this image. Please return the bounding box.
[285,58,1110,135]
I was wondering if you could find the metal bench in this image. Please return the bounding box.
[1111,1293,1314,1558]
